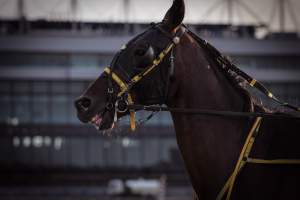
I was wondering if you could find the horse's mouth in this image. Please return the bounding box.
[89,110,114,131]
[89,113,103,128]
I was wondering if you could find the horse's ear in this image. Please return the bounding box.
[162,0,185,31]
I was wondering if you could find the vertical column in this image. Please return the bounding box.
[124,0,130,34]
[124,0,130,21]
[227,0,233,25]
[278,0,285,32]
[17,0,26,33]
[71,0,78,31]
[17,0,25,19]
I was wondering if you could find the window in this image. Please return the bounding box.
[51,95,68,124]
[14,95,30,124]
[0,95,11,122]
[70,54,111,68]
[0,53,69,67]
[0,52,113,68]
[234,55,300,70]
[32,95,48,123]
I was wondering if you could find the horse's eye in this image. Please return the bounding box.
[134,48,147,56]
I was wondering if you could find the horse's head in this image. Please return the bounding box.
[75,0,185,131]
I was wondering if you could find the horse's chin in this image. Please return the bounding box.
[92,111,114,131]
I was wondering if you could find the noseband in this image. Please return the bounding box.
[104,24,186,131]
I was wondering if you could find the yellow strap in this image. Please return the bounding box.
[104,67,129,96]
[218,117,300,200]
[225,117,262,200]
[142,43,175,77]
[249,79,257,87]
[130,111,136,131]
[247,158,300,165]
[268,92,274,98]
[127,94,136,131]
[217,175,233,200]
[217,118,262,200]
[104,67,136,131]
[216,161,247,200]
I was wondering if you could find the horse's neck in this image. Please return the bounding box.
[167,36,250,199]
[168,36,248,111]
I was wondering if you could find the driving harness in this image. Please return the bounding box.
[102,23,300,200]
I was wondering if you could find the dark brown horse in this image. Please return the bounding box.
[75,0,300,199]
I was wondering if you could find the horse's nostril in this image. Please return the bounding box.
[81,98,91,108]
[75,97,92,112]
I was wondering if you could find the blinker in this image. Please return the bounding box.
[136,45,155,68]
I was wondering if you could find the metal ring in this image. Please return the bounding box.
[115,99,128,113]
[106,103,114,110]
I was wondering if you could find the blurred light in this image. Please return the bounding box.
[13,136,20,147]
[6,117,19,126]
[11,117,19,126]
[23,136,31,147]
[33,136,43,148]
[122,137,130,147]
[121,137,139,148]
[44,136,52,147]
[54,137,63,150]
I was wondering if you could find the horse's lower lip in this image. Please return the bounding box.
[89,114,103,128]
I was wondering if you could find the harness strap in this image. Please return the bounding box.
[127,94,136,131]
[125,42,176,95]
[127,104,300,119]
[246,158,300,165]
[104,67,136,131]
[104,67,129,96]
[224,117,262,200]
[185,27,300,112]
[216,116,300,200]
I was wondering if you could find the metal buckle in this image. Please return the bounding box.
[173,36,180,44]
[115,98,128,113]
[106,102,114,110]
[108,87,114,94]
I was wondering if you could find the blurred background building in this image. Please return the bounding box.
[0,0,299,199]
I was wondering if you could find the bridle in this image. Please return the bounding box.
[104,23,187,131]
